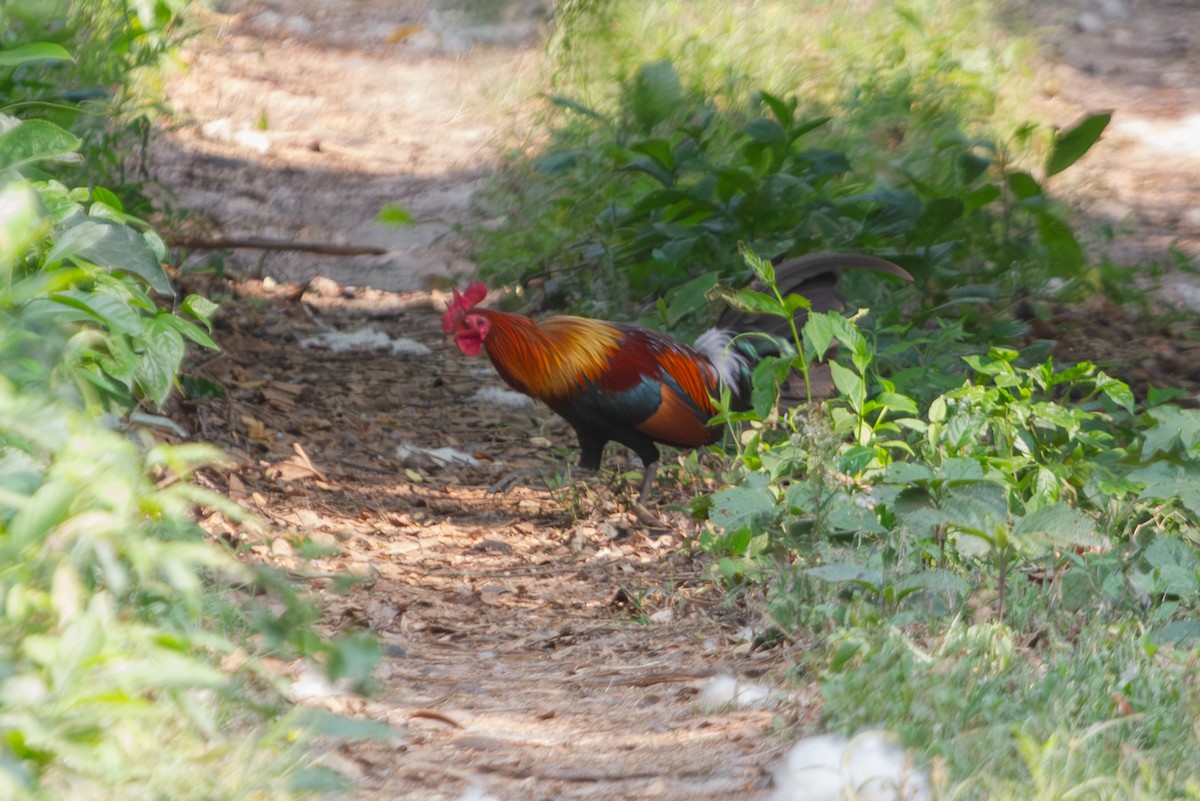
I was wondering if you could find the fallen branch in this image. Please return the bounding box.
[168,235,387,256]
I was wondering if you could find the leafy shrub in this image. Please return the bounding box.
[0,44,382,799]
[477,53,1107,346]
[699,251,1200,635]
[0,0,190,200]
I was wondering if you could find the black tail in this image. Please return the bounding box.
[716,251,913,337]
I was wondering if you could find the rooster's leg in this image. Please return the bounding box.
[637,461,659,505]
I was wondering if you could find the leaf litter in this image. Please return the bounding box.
[175,273,806,800]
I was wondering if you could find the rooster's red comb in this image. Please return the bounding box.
[441,282,488,333]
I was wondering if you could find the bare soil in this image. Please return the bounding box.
[152,1,1200,798]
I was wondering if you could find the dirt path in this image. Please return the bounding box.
[153,1,1200,798]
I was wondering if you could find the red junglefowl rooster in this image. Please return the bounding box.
[443,252,912,503]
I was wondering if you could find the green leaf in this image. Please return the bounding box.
[1036,214,1084,273]
[740,246,776,285]
[1045,112,1111,177]
[629,138,674,170]
[8,478,76,550]
[1138,477,1200,519]
[749,356,786,418]
[828,360,863,403]
[90,185,124,212]
[288,766,352,794]
[0,119,81,172]
[377,204,413,225]
[48,289,143,336]
[49,219,174,296]
[1006,171,1042,200]
[0,42,73,66]
[882,461,934,484]
[156,313,219,350]
[892,569,969,598]
[625,60,684,130]
[713,287,784,317]
[137,318,186,406]
[181,293,219,328]
[1150,621,1200,646]
[758,91,794,128]
[708,486,776,533]
[912,197,964,244]
[665,273,718,327]
[802,312,836,358]
[1011,503,1104,552]
[1143,406,1200,457]
[807,562,883,590]
[545,94,605,121]
[744,118,786,144]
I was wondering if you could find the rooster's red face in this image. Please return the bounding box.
[442,283,490,356]
[452,314,490,356]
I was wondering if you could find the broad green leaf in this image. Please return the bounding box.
[882,461,934,485]
[807,562,883,590]
[758,91,794,128]
[665,272,718,327]
[802,312,836,358]
[1036,214,1084,273]
[937,481,1007,534]
[1011,503,1104,552]
[156,313,219,350]
[8,477,76,550]
[182,293,218,326]
[1045,112,1111,177]
[0,119,81,172]
[137,318,186,406]
[749,355,785,418]
[744,118,786,144]
[0,42,73,66]
[1138,477,1200,519]
[49,219,174,296]
[708,486,776,533]
[1006,171,1042,200]
[1095,371,1134,412]
[629,138,674,169]
[626,60,683,130]
[828,360,863,403]
[49,289,143,336]
[1150,620,1200,645]
[781,292,811,315]
[1143,406,1200,457]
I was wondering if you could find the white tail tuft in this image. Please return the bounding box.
[693,327,748,391]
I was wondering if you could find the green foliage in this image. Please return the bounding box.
[815,623,1200,799]
[477,0,1104,332]
[0,0,190,202]
[0,41,383,801]
[0,119,216,412]
[703,268,1200,634]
